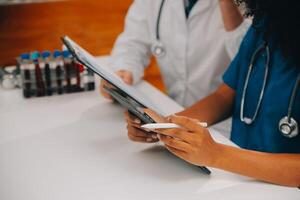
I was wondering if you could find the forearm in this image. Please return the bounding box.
[110,0,152,83]
[213,144,300,187]
[219,0,243,31]
[177,84,235,126]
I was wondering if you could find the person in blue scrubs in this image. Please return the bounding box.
[125,0,300,187]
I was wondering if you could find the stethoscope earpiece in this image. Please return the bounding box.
[279,116,298,138]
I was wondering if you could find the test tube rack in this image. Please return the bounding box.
[17,50,95,99]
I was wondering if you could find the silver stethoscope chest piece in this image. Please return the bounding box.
[278,72,300,138]
[279,117,298,138]
[152,41,166,58]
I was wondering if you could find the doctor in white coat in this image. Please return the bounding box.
[101,0,250,132]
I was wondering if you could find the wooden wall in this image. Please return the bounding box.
[0,0,164,90]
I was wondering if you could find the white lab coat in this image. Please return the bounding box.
[110,0,250,108]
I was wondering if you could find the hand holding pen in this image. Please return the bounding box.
[124,109,166,143]
[125,109,211,174]
[147,114,218,174]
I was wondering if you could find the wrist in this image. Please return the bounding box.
[208,143,228,168]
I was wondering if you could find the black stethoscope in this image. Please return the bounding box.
[151,0,166,58]
[240,41,300,138]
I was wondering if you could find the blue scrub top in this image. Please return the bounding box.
[223,25,300,153]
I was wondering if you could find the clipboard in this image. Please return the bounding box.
[61,36,157,124]
[103,86,155,123]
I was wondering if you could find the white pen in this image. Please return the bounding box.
[141,122,208,130]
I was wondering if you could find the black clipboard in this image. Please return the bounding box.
[103,86,155,124]
[61,36,156,124]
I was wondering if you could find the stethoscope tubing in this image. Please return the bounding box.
[288,73,300,120]
[240,43,270,125]
[156,0,166,41]
[240,41,300,138]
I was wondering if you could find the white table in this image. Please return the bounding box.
[0,59,299,200]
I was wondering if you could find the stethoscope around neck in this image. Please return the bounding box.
[240,41,300,138]
[151,0,166,58]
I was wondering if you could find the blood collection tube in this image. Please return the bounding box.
[42,51,53,96]
[62,50,73,93]
[53,50,64,95]
[31,51,46,97]
[49,52,58,93]
[20,53,32,98]
[76,62,85,92]
[87,69,95,91]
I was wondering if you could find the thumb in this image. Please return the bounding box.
[143,109,166,123]
[169,115,203,132]
[117,70,133,85]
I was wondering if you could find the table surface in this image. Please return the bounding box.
[0,59,299,200]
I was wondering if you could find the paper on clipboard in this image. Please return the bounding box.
[61,36,165,116]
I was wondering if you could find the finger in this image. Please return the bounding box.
[100,80,113,99]
[131,124,153,134]
[124,112,154,133]
[169,115,204,132]
[128,135,159,143]
[100,89,112,99]
[127,125,157,138]
[131,123,154,133]
[165,145,188,161]
[143,109,166,123]
[131,122,144,129]
[101,79,114,89]
[127,127,159,143]
[123,71,133,85]
[159,134,190,152]
[127,124,158,139]
[116,70,133,85]
[156,128,193,143]
[124,111,141,125]
[125,111,141,124]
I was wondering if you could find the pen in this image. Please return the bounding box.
[141,122,208,130]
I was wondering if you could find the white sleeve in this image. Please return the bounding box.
[224,19,252,60]
[109,0,152,84]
